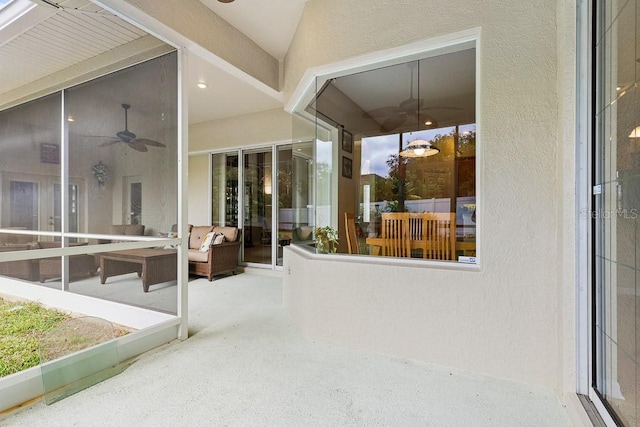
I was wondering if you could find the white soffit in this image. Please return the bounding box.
[0,0,147,95]
[199,0,305,60]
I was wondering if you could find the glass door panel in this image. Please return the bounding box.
[243,148,273,265]
[211,152,239,227]
[594,1,640,424]
[276,145,313,266]
[291,115,315,245]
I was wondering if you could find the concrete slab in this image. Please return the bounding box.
[1,271,571,426]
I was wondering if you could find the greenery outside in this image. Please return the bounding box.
[0,297,70,378]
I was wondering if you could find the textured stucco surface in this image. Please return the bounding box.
[283,0,571,392]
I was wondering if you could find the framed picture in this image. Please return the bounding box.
[342,156,353,179]
[40,143,60,164]
[341,129,353,153]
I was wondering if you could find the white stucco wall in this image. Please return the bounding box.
[189,108,292,153]
[282,0,575,394]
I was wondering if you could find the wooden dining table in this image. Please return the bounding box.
[365,237,476,257]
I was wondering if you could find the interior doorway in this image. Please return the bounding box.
[2,173,84,235]
[123,176,142,225]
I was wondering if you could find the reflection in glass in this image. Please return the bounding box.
[0,53,179,314]
[312,48,476,262]
[211,152,239,227]
[0,93,61,234]
[594,1,640,423]
[243,148,273,265]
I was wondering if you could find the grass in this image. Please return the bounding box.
[0,297,70,378]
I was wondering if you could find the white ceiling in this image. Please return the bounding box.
[198,0,306,60]
[0,0,299,124]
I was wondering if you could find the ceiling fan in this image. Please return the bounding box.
[363,63,462,133]
[90,104,166,152]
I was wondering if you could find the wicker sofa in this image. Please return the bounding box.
[188,225,242,281]
[37,242,97,283]
[0,241,96,282]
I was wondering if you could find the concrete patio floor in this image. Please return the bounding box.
[1,271,572,426]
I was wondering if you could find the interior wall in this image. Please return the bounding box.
[283,0,571,393]
[189,108,292,152]
[188,154,210,226]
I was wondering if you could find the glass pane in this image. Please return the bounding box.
[595,1,640,423]
[291,114,315,246]
[312,48,476,262]
[243,148,273,264]
[39,317,123,405]
[211,152,239,227]
[276,145,293,266]
[62,52,178,312]
[0,93,61,236]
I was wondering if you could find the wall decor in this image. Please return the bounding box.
[342,156,352,179]
[341,129,353,153]
[40,143,60,164]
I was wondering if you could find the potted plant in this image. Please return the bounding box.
[314,226,338,254]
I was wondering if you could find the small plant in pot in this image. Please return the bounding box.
[314,226,338,254]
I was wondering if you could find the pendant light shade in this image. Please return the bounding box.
[399,139,440,157]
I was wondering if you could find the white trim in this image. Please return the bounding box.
[588,389,619,426]
[177,48,189,341]
[0,0,46,38]
[287,243,481,272]
[575,0,591,397]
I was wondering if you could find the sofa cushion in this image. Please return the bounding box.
[199,232,215,252]
[212,226,238,243]
[187,248,208,262]
[190,226,214,249]
[212,233,225,245]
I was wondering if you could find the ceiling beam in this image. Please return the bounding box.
[95,0,281,99]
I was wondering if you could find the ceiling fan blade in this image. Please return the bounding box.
[128,140,148,152]
[363,106,401,118]
[98,139,121,147]
[135,138,166,147]
[399,97,422,113]
[420,106,464,111]
[380,114,407,133]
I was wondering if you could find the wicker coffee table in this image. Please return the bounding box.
[99,249,177,292]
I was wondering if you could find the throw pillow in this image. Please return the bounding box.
[199,232,215,252]
[212,233,225,245]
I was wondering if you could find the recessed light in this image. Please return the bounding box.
[616,86,622,91]
[197,82,208,89]
[67,115,75,122]
[218,0,234,3]
[424,120,432,126]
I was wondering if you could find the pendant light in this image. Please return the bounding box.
[399,60,439,158]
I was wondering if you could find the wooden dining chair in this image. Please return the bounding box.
[344,212,359,254]
[421,212,456,260]
[380,212,411,257]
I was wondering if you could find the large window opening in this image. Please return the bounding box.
[309,44,477,263]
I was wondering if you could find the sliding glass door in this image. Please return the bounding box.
[593,1,640,424]
[243,148,273,265]
[209,144,312,269]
